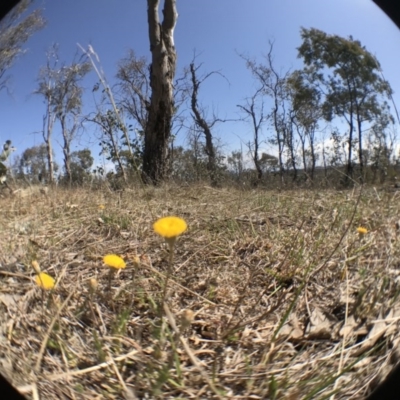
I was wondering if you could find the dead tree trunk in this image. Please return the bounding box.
[142,0,177,184]
[189,63,219,186]
[237,89,264,184]
[42,99,55,184]
[60,114,78,185]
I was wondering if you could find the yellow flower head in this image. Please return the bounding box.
[35,272,55,290]
[357,227,368,235]
[98,204,105,210]
[153,216,187,239]
[103,254,126,269]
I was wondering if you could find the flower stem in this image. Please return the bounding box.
[161,238,175,306]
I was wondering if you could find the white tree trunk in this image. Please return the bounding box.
[142,0,177,184]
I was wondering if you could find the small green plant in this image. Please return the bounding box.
[92,330,106,363]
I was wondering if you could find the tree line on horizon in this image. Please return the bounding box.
[1,0,399,189]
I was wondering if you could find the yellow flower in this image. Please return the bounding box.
[103,254,126,269]
[98,204,105,210]
[357,227,368,235]
[153,216,187,239]
[35,272,55,290]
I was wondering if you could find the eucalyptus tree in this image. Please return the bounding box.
[259,152,279,174]
[367,111,395,182]
[243,42,290,183]
[18,143,57,182]
[183,127,207,182]
[88,109,128,180]
[116,48,188,176]
[70,149,94,184]
[116,49,150,137]
[142,0,178,184]
[187,62,228,186]
[0,0,45,92]
[35,47,57,184]
[36,46,91,184]
[237,87,265,183]
[297,28,393,181]
[286,69,322,180]
[227,150,245,180]
[170,144,206,183]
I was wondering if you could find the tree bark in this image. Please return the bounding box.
[309,130,316,180]
[189,63,219,186]
[42,98,55,184]
[346,103,354,180]
[60,115,73,184]
[142,0,177,184]
[286,122,297,181]
[237,91,264,184]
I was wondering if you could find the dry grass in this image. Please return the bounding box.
[1,183,400,399]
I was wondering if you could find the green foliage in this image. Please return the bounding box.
[286,69,322,178]
[18,144,58,182]
[297,28,394,180]
[259,152,279,173]
[7,27,398,188]
[116,49,150,132]
[69,149,94,184]
[227,150,244,178]
[171,144,226,183]
[36,48,91,118]
[0,0,45,92]
[36,46,92,183]
[96,109,143,176]
[170,145,207,182]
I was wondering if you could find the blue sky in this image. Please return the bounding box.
[1,0,400,169]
